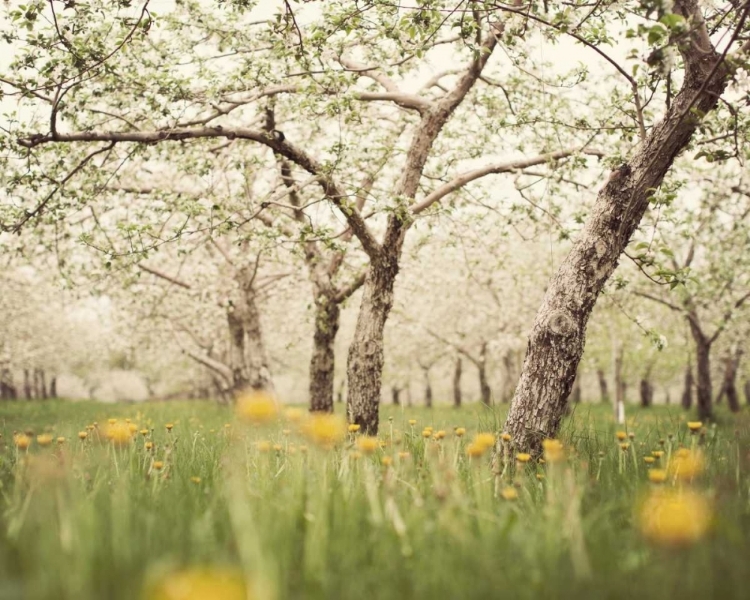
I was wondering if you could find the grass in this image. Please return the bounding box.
[0,398,749,600]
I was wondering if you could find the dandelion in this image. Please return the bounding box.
[516,453,532,463]
[628,432,635,440]
[408,419,417,426]
[272,444,283,452]
[398,451,410,460]
[153,461,164,470]
[500,487,518,501]
[455,427,466,437]
[108,419,117,425]
[145,442,154,451]
[669,448,704,481]
[620,443,630,451]
[303,414,346,448]
[256,441,272,453]
[140,429,149,436]
[644,456,655,464]
[435,430,446,440]
[687,421,703,433]
[36,434,54,447]
[638,489,712,547]
[652,450,664,459]
[536,473,545,481]
[542,439,565,463]
[190,476,201,484]
[422,429,432,439]
[348,424,361,433]
[466,443,487,458]
[616,431,627,441]
[145,566,246,600]
[474,433,496,449]
[648,469,667,484]
[128,423,139,435]
[14,434,31,450]
[501,433,511,443]
[106,423,133,448]
[381,456,393,467]
[284,408,304,422]
[78,431,88,440]
[57,437,65,445]
[356,436,379,454]
[166,423,174,432]
[236,390,277,423]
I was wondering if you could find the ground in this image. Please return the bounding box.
[0,399,748,600]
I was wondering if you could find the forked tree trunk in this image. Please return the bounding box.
[597,368,609,404]
[503,3,729,450]
[681,363,694,409]
[453,356,463,408]
[309,294,341,412]
[346,255,400,433]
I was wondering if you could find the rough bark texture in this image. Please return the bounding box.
[453,357,463,408]
[640,378,653,408]
[227,310,249,391]
[478,342,492,406]
[744,380,750,406]
[681,364,694,410]
[717,348,742,413]
[346,255,400,432]
[391,385,401,406]
[503,1,730,450]
[309,294,340,412]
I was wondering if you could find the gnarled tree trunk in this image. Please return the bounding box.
[504,2,730,450]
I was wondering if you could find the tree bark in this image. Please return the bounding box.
[309,294,341,412]
[478,342,492,406]
[689,318,713,421]
[597,368,609,403]
[681,363,694,410]
[503,1,731,450]
[227,310,249,391]
[613,344,625,425]
[744,380,750,406]
[453,356,463,408]
[640,378,653,408]
[346,254,400,432]
[717,347,742,413]
[391,385,401,406]
[49,376,57,399]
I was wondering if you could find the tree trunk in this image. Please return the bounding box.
[453,356,462,408]
[478,342,492,406]
[689,318,713,421]
[23,369,32,400]
[346,255,399,433]
[309,293,340,412]
[640,378,653,408]
[391,385,401,406]
[597,368,609,403]
[613,344,625,425]
[503,6,729,450]
[423,366,433,408]
[227,310,249,392]
[571,372,582,404]
[38,369,47,399]
[49,376,57,399]
[718,347,742,413]
[681,363,694,410]
[336,379,345,405]
[744,380,750,406]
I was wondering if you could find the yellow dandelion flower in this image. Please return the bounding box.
[652,450,664,459]
[14,434,31,450]
[108,419,117,425]
[638,489,711,547]
[616,431,627,441]
[466,443,488,458]
[36,434,54,447]
[435,430,446,440]
[628,432,635,440]
[153,461,164,470]
[422,429,432,439]
[145,442,154,451]
[501,433,512,442]
[474,433,496,449]
[500,487,518,501]
[348,424,361,433]
[256,441,272,453]
[516,453,532,463]
[236,390,278,424]
[272,444,283,452]
[105,423,133,448]
[542,439,565,463]
[190,476,201,484]
[140,429,149,436]
[381,456,393,467]
[620,443,630,451]
[536,473,545,481]
[356,436,380,454]
[57,437,65,445]
[302,413,346,448]
[78,431,88,440]
[644,456,655,464]
[408,419,417,426]
[166,423,174,432]
[398,451,410,460]
[86,425,95,431]
[648,469,667,484]
[455,427,466,437]
[669,449,704,481]
[687,421,703,433]
[145,566,246,600]
[129,423,139,435]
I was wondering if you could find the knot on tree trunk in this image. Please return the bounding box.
[546,310,577,337]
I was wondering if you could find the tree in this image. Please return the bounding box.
[504,1,750,450]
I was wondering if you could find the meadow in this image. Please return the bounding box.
[1,398,749,600]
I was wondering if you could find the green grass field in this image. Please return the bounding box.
[1,399,749,600]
